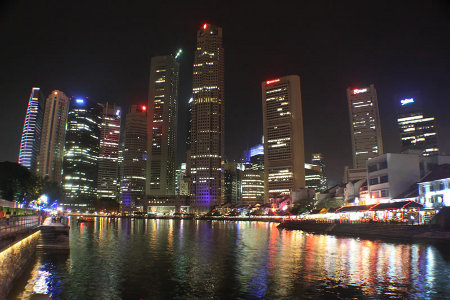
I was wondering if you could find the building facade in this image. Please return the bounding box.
[366,153,421,204]
[120,105,147,211]
[240,168,264,206]
[146,55,179,196]
[62,98,101,210]
[18,87,44,172]
[311,153,327,191]
[97,103,121,201]
[397,98,438,157]
[417,164,450,209]
[347,85,383,169]
[262,75,305,203]
[36,90,69,183]
[189,23,225,212]
[175,163,189,196]
[224,162,241,206]
[305,163,322,192]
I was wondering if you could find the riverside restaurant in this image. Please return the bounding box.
[295,200,435,224]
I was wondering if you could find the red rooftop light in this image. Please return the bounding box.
[203,23,207,30]
[266,79,281,85]
[141,105,147,111]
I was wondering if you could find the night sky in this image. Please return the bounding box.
[1,1,449,183]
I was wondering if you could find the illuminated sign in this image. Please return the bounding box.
[401,98,414,106]
[75,99,85,104]
[115,110,121,116]
[266,79,280,85]
[353,88,368,94]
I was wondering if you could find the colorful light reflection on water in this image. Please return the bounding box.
[11,218,450,299]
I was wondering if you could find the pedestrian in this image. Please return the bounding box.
[6,209,11,226]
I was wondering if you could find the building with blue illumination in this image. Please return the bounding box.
[62,97,101,211]
[18,87,44,172]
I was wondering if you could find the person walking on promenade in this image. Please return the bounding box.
[6,209,11,226]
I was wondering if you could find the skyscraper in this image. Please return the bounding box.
[146,55,179,196]
[397,98,438,157]
[311,153,327,191]
[36,90,69,183]
[224,162,241,205]
[241,168,265,206]
[62,98,101,210]
[347,85,383,169]
[120,105,147,211]
[262,75,305,203]
[18,87,44,172]
[189,23,225,212]
[97,103,121,201]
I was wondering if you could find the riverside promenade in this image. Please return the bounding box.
[0,215,43,252]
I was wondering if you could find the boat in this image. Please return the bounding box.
[77,216,95,223]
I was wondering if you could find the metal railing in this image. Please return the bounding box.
[0,214,45,236]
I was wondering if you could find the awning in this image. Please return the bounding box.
[336,201,424,213]
[336,204,376,213]
[369,201,423,211]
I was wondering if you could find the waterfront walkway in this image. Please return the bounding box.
[0,215,44,251]
[0,215,43,236]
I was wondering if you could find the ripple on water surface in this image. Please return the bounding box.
[10,218,450,299]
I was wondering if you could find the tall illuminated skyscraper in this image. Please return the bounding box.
[18,87,44,171]
[120,105,147,211]
[347,84,383,169]
[36,90,69,183]
[311,153,327,191]
[97,103,121,201]
[189,23,225,212]
[146,54,179,196]
[62,98,101,210]
[262,75,305,203]
[397,98,438,157]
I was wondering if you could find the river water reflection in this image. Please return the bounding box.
[11,218,450,299]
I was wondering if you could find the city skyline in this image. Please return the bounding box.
[1,1,450,183]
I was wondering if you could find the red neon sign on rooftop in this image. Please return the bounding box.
[203,23,207,30]
[266,79,281,85]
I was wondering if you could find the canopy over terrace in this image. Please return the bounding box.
[336,201,424,213]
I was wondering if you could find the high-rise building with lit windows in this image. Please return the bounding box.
[18,87,44,172]
[120,105,147,211]
[62,98,101,210]
[241,168,265,206]
[262,75,305,203]
[397,98,438,157]
[347,84,383,169]
[190,23,225,212]
[36,90,69,183]
[146,55,179,196]
[97,103,121,201]
[311,153,327,191]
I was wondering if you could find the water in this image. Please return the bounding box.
[10,217,450,299]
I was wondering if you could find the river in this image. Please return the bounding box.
[10,217,450,299]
